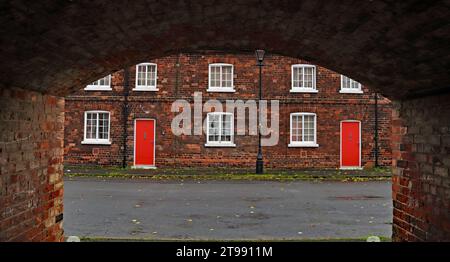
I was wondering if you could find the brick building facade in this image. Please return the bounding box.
[64,51,392,169]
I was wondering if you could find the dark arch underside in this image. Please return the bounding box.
[0,0,449,99]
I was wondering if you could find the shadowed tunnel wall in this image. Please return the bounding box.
[392,95,450,241]
[0,89,64,241]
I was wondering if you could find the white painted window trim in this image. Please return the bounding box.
[134,63,158,91]
[288,112,319,147]
[207,63,235,92]
[82,111,111,145]
[340,75,363,94]
[84,75,112,91]
[290,64,317,93]
[205,112,236,147]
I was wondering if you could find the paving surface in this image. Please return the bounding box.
[64,177,392,240]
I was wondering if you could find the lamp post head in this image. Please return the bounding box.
[255,49,265,64]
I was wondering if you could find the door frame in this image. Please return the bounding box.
[133,118,156,169]
[340,120,362,170]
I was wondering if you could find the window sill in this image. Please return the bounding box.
[133,87,159,92]
[339,89,363,94]
[204,143,236,148]
[84,87,112,91]
[207,88,236,93]
[288,143,319,148]
[290,89,318,93]
[81,140,112,145]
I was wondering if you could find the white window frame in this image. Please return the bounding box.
[134,63,158,91]
[205,112,236,147]
[290,64,318,93]
[207,63,235,92]
[81,111,111,145]
[340,75,363,94]
[288,112,319,147]
[84,75,112,91]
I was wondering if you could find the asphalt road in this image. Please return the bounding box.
[64,177,392,240]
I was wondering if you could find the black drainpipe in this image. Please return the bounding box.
[374,92,379,167]
[122,67,130,168]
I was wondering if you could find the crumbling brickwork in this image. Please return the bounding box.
[0,88,64,241]
[392,94,450,241]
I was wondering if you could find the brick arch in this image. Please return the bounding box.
[1,1,450,241]
[1,0,449,99]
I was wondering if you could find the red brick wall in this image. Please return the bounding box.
[0,88,64,242]
[65,52,392,169]
[392,94,450,241]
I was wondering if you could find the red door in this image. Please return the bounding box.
[341,121,360,168]
[135,119,155,166]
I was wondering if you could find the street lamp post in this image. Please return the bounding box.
[255,49,265,174]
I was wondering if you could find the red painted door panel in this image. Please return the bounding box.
[135,120,155,166]
[341,122,360,167]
